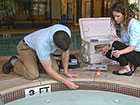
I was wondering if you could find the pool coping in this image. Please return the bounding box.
[1,79,140,104]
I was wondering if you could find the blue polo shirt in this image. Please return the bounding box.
[120,18,140,51]
[24,24,71,61]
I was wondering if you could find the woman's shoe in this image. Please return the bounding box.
[112,68,133,76]
[112,70,133,76]
[130,64,137,73]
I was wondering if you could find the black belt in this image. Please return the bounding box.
[22,39,29,46]
[23,39,26,43]
[22,39,35,51]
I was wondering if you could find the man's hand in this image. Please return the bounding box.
[41,58,79,89]
[63,79,79,89]
[64,72,78,78]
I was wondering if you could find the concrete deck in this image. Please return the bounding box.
[0,56,140,95]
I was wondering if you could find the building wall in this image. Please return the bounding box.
[51,0,61,19]
[0,0,131,27]
[94,0,103,17]
[128,0,140,20]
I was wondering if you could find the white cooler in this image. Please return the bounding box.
[79,17,119,64]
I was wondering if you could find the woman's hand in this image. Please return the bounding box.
[101,46,109,55]
[112,50,121,58]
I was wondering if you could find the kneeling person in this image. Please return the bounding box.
[2,24,79,89]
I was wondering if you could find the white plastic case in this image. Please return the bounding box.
[79,17,118,64]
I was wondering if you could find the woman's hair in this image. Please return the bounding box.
[53,31,71,51]
[111,2,136,29]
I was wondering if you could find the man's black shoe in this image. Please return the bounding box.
[2,56,17,74]
[2,62,13,74]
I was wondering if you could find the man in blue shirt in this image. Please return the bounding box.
[2,24,79,89]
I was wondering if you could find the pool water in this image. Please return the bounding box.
[6,90,140,105]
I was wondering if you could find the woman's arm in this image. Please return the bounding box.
[112,46,135,58]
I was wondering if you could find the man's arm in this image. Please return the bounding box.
[62,50,69,74]
[62,50,78,78]
[40,58,79,89]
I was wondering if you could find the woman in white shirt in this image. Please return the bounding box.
[103,2,140,76]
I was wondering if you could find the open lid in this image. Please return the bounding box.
[79,17,117,42]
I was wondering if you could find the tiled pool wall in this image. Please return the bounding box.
[0,31,81,56]
[1,81,140,104]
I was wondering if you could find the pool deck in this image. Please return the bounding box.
[1,56,140,95]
